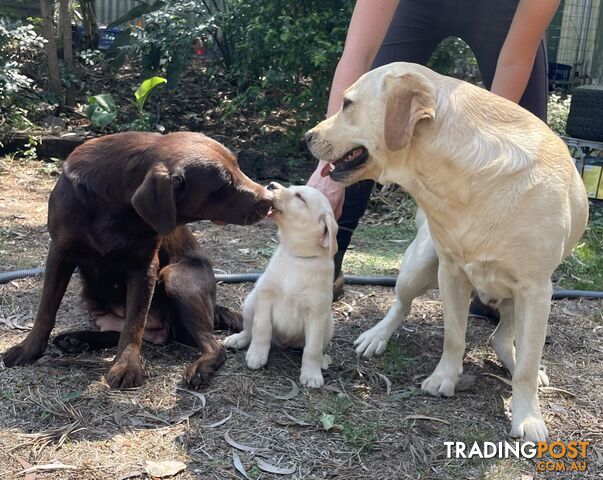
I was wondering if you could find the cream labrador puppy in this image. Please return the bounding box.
[224,183,337,388]
[305,62,588,441]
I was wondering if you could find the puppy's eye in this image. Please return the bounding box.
[294,192,306,204]
[342,98,353,110]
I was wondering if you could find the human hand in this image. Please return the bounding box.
[307,161,345,219]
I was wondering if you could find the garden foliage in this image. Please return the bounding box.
[107,0,352,125]
[0,16,44,131]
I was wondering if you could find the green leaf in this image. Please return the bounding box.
[134,76,167,112]
[88,93,116,112]
[107,1,167,28]
[61,390,82,403]
[87,94,117,130]
[385,387,422,402]
[320,412,335,431]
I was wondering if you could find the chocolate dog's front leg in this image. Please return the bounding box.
[2,242,76,366]
[105,253,159,389]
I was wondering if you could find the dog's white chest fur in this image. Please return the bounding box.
[256,248,334,348]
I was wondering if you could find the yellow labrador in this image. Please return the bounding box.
[224,183,337,387]
[305,62,588,442]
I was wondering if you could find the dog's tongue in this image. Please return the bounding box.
[320,162,332,177]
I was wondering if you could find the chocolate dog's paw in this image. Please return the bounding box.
[2,342,46,367]
[53,333,88,354]
[106,355,144,389]
[185,347,226,387]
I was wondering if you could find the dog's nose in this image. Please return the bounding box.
[303,130,314,145]
[267,182,279,191]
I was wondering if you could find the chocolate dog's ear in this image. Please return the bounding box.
[383,73,435,151]
[132,164,177,235]
[319,212,338,258]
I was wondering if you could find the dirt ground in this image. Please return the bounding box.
[1,158,602,480]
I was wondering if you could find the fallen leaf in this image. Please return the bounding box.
[204,411,232,428]
[256,458,296,475]
[232,452,250,479]
[175,388,206,407]
[377,373,392,395]
[18,463,78,475]
[144,460,186,478]
[116,471,143,480]
[320,413,336,431]
[455,374,476,392]
[224,431,263,452]
[15,458,36,480]
[481,372,512,387]
[548,403,566,413]
[385,387,421,401]
[402,414,450,425]
[271,378,299,400]
[539,386,576,397]
[281,410,311,426]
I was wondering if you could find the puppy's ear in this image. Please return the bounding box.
[132,164,177,235]
[319,213,338,257]
[383,73,435,151]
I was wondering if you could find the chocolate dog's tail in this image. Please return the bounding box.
[214,305,243,332]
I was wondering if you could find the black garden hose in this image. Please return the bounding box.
[2,267,603,299]
[0,268,45,284]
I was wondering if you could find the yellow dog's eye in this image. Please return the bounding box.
[295,192,306,204]
[342,97,353,110]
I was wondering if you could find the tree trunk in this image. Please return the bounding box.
[59,0,75,106]
[39,0,63,100]
[80,0,99,50]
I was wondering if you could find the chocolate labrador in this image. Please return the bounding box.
[2,131,273,388]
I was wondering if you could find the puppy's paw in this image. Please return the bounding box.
[223,332,250,350]
[510,415,548,443]
[106,353,144,389]
[2,340,46,367]
[421,370,458,397]
[246,347,268,370]
[537,368,550,387]
[300,367,324,388]
[354,326,391,358]
[321,354,332,370]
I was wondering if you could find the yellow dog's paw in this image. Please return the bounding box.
[510,415,548,443]
[223,332,250,350]
[246,347,268,370]
[354,326,391,358]
[421,371,457,397]
[300,367,324,388]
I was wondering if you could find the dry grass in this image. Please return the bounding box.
[1,158,602,479]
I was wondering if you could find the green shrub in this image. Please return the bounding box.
[427,37,480,82]
[0,16,44,135]
[107,0,214,88]
[219,0,353,124]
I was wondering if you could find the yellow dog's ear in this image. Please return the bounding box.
[383,73,435,151]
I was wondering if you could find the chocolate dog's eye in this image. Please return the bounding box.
[295,192,306,204]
